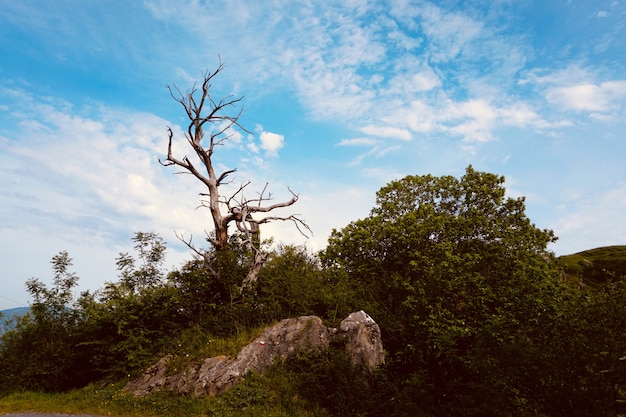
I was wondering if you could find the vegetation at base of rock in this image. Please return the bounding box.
[285,344,396,417]
[2,166,626,416]
[161,324,267,377]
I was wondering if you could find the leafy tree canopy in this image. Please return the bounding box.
[322,165,563,415]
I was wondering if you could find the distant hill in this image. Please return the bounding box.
[559,245,626,286]
[0,307,30,336]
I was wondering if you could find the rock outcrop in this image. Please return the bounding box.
[335,310,385,371]
[124,311,383,397]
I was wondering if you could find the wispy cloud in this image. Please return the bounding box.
[361,125,412,140]
[0,88,230,248]
[393,1,483,62]
[521,65,626,119]
[139,0,584,149]
[546,81,626,113]
[337,138,379,147]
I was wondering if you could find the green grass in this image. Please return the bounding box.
[0,367,327,417]
[560,245,626,266]
[162,323,267,377]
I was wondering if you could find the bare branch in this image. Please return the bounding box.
[173,231,218,278]
[161,62,311,295]
[245,213,312,238]
[226,181,253,208]
[257,183,270,207]
[246,193,299,214]
[216,169,237,186]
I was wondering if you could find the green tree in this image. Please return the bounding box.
[0,251,92,392]
[167,239,355,335]
[166,233,254,335]
[524,280,626,417]
[256,244,356,324]
[115,231,167,293]
[27,251,79,319]
[322,166,562,416]
[76,232,182,380]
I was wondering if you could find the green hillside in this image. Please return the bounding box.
[559,245,626,286]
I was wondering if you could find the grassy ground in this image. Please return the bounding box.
[0,369,326,417]
[0,325,328,417]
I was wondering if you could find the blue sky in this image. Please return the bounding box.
[1,0,626,309]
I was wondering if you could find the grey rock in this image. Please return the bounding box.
[335,310,385,372]
[124,312,383,398]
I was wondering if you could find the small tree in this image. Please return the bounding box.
[75,232,184,381]
[26,251,80,324]
[115,231,167,293]
[0,251,89,392]
[160,62,309,293]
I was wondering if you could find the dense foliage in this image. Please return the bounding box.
[2,166,626,417]
[322,166,564,415]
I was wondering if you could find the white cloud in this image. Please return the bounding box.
[247,140,260,153]
[546,81,626,112]
[383,93,568,144]
[387,27,422,51]
[259,131,285,156]
[361,166,404,183]
[0,91,220,301]
[0,88,210,244]
[522,66,626,115]
[451,99,497,121]
[141,0,554,149]
[392,1,483,62]
[361,125,412,140]
[520,65,594,86]
[499,103,546,128]
[290,60,377,121]
[387,67,441,94]
[438,99,497,143]
[337,138,379,146]
[411,69,442,91]
[388,99,437,133]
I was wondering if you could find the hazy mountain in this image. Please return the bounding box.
[0,307,29,335]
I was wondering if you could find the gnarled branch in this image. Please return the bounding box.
[160,61,310,294]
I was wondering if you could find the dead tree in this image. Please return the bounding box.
[159,62,310,293]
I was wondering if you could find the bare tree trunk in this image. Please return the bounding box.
[240,251,268,294]
[159,61,310,296]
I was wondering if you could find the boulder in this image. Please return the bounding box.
[124,312,383,397]
[334,310,385,372]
